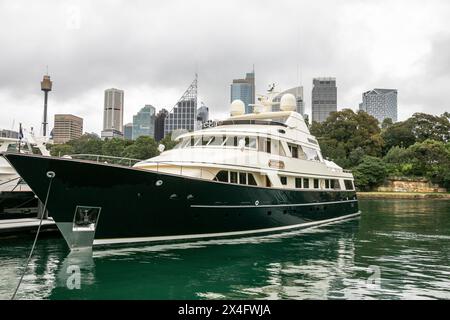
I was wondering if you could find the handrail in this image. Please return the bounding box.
[65,154,142,167]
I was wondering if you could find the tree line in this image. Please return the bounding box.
[310,110,450,191]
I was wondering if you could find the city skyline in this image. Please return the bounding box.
[1,0,449,134]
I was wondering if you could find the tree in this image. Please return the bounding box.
[381,120,416,153]
[407,139,450,187]
[49,144,74,157]
[310,109,383,168]
[159,133,178,151]
[353,156,387,191]
[102,138,128,157]
[68,133,104,155]
[123,136,158,160]
[381,118,393,129]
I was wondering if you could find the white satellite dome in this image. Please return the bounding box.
[280,93,296,111]
[230,99,245,116]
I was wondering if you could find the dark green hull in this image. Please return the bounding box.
[3,153,359,247]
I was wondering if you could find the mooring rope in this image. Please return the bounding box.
[11,171,55,300]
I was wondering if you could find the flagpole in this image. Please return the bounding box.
[18,123,22,153]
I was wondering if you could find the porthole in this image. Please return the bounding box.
[278,129,286,134]
[267,211,272,216]
[155,180,163,186]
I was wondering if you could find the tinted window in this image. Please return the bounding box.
[239,172,247,185]
[295,178,302,188]
[344,180,354,190]
[248,174,257,186]
[215,171,228,182]
[303,178,310,189]
[230,171,238,184]
[325,179,330,189]
[314,179,319,189]
[280,176,287,185]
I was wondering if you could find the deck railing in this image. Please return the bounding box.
[65,154,141,167]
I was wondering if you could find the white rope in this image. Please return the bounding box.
[11,171,55,300]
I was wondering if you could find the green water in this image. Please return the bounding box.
[1,199,450,300]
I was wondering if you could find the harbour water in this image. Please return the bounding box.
[1,199,450,300]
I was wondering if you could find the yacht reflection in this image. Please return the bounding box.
[55,249,95,289]
[46,218,360,299]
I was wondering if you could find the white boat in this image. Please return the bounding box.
[0,133,50,192]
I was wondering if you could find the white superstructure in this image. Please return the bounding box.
[135,91,355,192]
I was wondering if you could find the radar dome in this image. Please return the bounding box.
[230,99,245,116]
[280,93,296,111]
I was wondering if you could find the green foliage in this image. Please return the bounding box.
[102,138,129,157]
[382,112,450,154]
[49,144,74,157]
[159,133,178,151]
[381,118,393,129]
[312,110,450,189]
[353,156,387,191]
[310,109,383,167]
[123,136,158,160]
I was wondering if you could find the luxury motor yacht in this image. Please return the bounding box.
[2,91,359,249]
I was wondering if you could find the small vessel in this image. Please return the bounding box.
[0,133,50,192]
[2,91,359,249]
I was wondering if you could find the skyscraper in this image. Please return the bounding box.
[311,78,337,123]
[359,89,398,124]
[154,109,168,141]
[101,88,124,139]
[132,105,156,140]
[123,123,133,140]
[53,114,83,144]
[230,71,255,114]
[164,76,198,137]
[272,86,304,115]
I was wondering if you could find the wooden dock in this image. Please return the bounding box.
[0,217,58,237]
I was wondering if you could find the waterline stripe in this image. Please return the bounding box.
[191,199,358,209]
[92,211,361,246]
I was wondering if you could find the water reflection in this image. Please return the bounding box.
[0,200,449,300]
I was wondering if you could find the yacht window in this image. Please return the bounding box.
[297,146,307,160]
[266,176,272,187]
[289,144,299,158]
[314,179,319,189]
[280,176,287,185]
[233,136,238,147]
[246,137,257,149]
[193,137,202,146]
[202,136,212,146]
[344,180,354,190]
[303,146,320,161]
[173,140,183,149]
[230,171,238,184]
[208,136,225,146]
[325,179,330,189]
[303,178,310,189]
[215,171,229,182]
[189,136,196,147]
[331,179,340,190]
[248,174,257,186]
[239,172,247,185]
[266,138,271,153]
[295,178,302,188]
[7,144,18,152]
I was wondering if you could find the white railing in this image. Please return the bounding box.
[66,154,141,167]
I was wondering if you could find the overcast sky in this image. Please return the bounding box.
[0,0,449,134]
